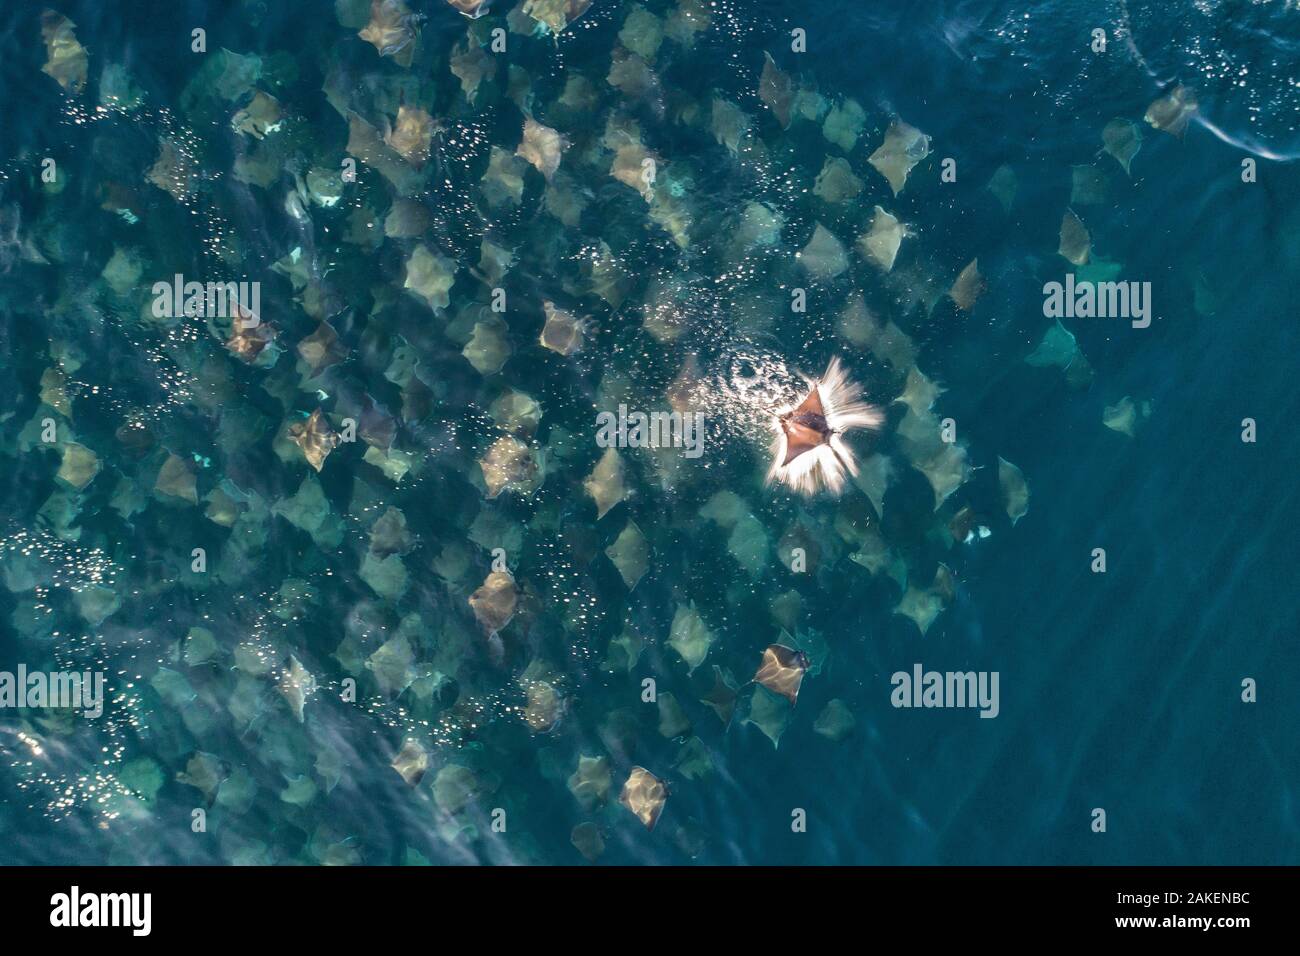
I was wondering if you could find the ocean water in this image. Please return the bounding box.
[0,0,1297,866]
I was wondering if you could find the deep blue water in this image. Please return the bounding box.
[0,0,1297,865]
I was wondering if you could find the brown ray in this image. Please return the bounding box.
[753,644,811,705]
[780,385,830,465]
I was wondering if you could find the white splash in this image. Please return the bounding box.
[767,357,883,496]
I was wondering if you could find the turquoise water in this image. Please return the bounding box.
[1,0,1297,865]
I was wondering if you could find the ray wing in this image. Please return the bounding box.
[781,419,826,465]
